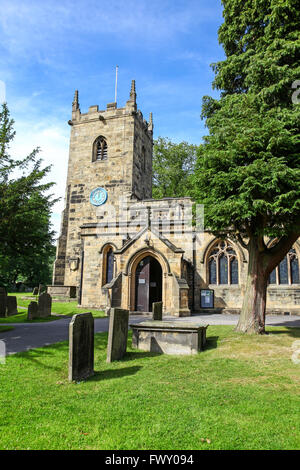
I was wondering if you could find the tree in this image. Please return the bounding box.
[152,137,198,199]
[192,0,300,334]
[0,103,57,289]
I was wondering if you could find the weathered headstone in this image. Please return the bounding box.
[27,301,39,320]
[6,296,18,316]
[152,301,163,321]
[107,308,129,363]
[0,288,7,317]
[32,287,39,295]
[38,284,46,295]
[69,312,94,382]
[38,293,52,318]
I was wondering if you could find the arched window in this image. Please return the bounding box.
[93,136,107,161]
[102,245,115,285]
[208,240,239,285]
[209,258,216,284]
[106,248,114,284]
[269,248,299,285]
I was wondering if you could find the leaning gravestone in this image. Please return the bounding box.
[27,301,39,320]
[0,288,7,317]
[6,296,18,316]
[32,287,39,296]
[107,308,129,363]
[38,293,52,318]
[152,301,163,321]
[69,312,94,382]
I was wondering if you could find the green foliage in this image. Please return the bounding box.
[0,325,14,332]
[192,0,300,244]
[194,94,300,239]
[152,137,198,199]
[0,103,58,288]
[213,0,300,104]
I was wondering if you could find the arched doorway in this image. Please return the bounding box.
[135,256,162,312]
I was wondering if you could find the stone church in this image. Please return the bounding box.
[50,81,300,315]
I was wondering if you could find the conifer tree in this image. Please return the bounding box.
[192,0,300,333]
[0,103,57,288]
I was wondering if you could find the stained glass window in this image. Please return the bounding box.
[230,258,239,284]
[268,246,299,285]
[219,254,228,284]
[106,248,114,284]
[208,240,239,285]
[269,269,276,284]
[279,256,288,284]
[291,256,300,284]
[209,258,217,284]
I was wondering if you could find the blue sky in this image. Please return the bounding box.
[0,0,224,235]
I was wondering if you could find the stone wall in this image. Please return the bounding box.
[53,83,153,289]
[52,84,300,315]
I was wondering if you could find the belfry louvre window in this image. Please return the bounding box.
[208,240,239,285]
[269,248,299,285]
[94,136,108,161]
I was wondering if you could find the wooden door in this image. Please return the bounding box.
[135,257,150,312]
[149,257,162,309]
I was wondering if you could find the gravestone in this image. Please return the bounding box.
[0,288,7,317]
[38,293,52,318]
[152,301,163,321]
[38,284,46,295]
[107,308,129,363]
[27,301,39,320]
[32,287,39,295]
[6,296,18,316]
[69,312,94,382]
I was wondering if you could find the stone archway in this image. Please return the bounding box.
[134,256,162,312]
[129,251,166,313]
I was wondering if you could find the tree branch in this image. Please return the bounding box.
[268,232,299,256]
[266,231,300,272]
[236,232,248,249]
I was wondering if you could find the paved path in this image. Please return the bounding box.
[170,313,300,328]
[0,314,299,356]
[0,315,147,356]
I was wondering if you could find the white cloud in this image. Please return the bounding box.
[10,117,70,237]
[0,0,218,58]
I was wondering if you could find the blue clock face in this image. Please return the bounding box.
[90,187,108,206]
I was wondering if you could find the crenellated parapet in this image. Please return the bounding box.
[68,81,153,142]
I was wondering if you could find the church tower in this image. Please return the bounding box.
[53,81,153,287]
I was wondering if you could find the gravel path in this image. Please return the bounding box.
[0,313,299,356]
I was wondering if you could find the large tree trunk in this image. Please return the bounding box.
[236,239,268,334]
[235,232,299,334]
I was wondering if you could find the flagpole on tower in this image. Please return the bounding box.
[115,65,119,103]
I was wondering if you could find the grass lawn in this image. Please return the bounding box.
[0,312,60,324]
[0,325,14,332]
[0,293,106,323]
[0,325,299,450]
